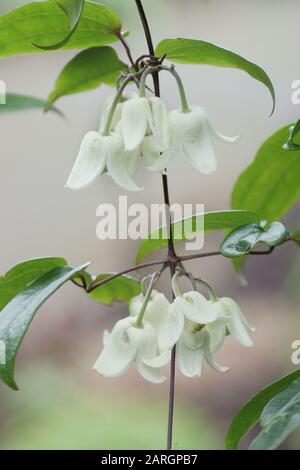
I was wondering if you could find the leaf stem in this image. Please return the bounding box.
[87,258,167,293]
[79,243,281,294]
[116,31,136,69]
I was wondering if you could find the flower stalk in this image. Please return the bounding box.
[135,271,161,328]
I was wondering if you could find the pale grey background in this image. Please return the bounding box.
[1,0,300,449]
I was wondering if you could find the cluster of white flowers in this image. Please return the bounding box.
[65,91,239,192]
[94,283,254,383]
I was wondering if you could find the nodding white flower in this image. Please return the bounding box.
[65,131,110,190]
[208,297,255,348]
[173,290,254,378]
[171,290,219,325]
[106,128,143,192]
[177,321,229,378]
[65,130,142,192]
[130,290,184,350]
[168,106,239,175]
[99,92,139,134]
[141,97,172,173]
[93,316,172,384]
[121,96,170,153]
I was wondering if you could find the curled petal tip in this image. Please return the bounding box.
[214,131,241,144]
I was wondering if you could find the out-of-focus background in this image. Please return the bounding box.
[1,0,300,450]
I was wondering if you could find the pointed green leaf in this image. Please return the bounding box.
[155,38,275,114]
[221,222,288,258]
[283,119,300,151]
[225,369,300,450]
[0,262,89,390]
[34,0,85,50]
[0,1,122,58]
[232,125,300,221]
[231,256,248,286]
[291,230,300,246]
[136,210,259,264]
[0,257,67,311]
[48,46,126,105]
[89,274,141,306]
[0,94,62,115]
[249,377,300,450]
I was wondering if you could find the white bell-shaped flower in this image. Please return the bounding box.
[177,321,228,378]
[99,92,139,134]
[65,130,142,192]
[141,97,171,172]
[93,316,171,384]
[106,128,143,192]
[208,297,255,348]
[130,290,184,350]
[121,96,154,151]
[121,96,170,154]
[168,106,239,175]
[65,131,112,190]
[171,290,219,325]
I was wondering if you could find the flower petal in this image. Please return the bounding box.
[209,123,240,144]
[102,329,110,347]
[137,359,166,383]
[142,136,174,172]
[128,323,167,384]
[143,349,171,368]
[205,320,226,355]
[121,97,153,151]
[93,317,137,377]
[176,291,218,324]
[149,97,170,148]
[141,291,184,350]
[169,107,217,175]
[177,340,205,377]
[129,293,144,318]
[203,330,229,373]
[65,132,108,190]
[220,297,254,347]
[180,320,202,349]
[107,134,143,192]
[181,124,217,175]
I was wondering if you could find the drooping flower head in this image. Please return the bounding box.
[170,270,254,378]
[168,106,239,175]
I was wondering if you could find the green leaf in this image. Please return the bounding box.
[231,125,300,221]
[33,0,85,50]
[221,221,288,258]
[0,262,89,390]
[0,257,67,311]
[291,230,300,245]
[249,377,300,450]
[231,256,248,287]
[155,38,275,114]
[89,274,141,306]
[0,94,62,115]
[225,369,300,450]
[0,1,122,58]
[48,46,126,105]
[136,210,259,264]
[283,119,300,151]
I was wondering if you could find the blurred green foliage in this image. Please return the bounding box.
[0,363,221,449]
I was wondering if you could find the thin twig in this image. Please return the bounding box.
[74,244,281,294]
[117,31,136,69]
[87,259,168,293]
